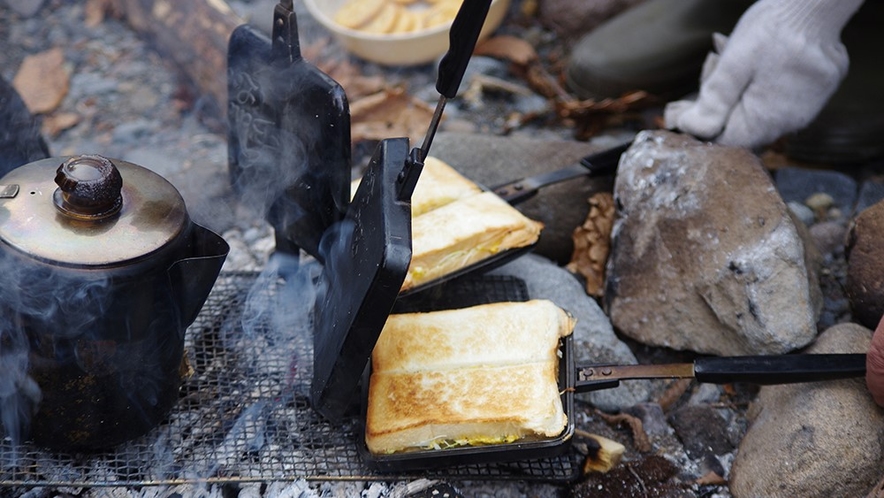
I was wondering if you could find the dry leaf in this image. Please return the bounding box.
[13,48,69,115]
[595,410,652,453]
[42,112,81,138]
[558,91,653,140]
[475,35,538,66]
[658,378,693,412]
[567,191,615,297]
[307,40,387,101]
[695,470,727,486]
[84,0,108,26]
[349,87,436,144]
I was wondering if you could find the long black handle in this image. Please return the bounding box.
[435,0,493,98]
[694,354,867,385]
[492,141,630,204]
[420,0,493,161]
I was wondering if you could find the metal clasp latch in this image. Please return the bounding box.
[0,184,20,198]
[272,0,299,63]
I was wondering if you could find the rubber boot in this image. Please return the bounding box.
[566,0,754,100]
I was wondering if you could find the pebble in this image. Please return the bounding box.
[787,200,815,226]
[775,166,857,216]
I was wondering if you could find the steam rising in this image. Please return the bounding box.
[0,252,112,453]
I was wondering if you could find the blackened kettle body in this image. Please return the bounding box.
[0,155,228,451]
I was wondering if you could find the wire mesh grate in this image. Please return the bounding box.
[1,272,581,488]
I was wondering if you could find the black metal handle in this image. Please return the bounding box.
[492,141,631,204]
[435,0,493,98]
[693,354,867,385]
[578,141,630,176]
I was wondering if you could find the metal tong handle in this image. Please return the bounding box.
[575,354,867,393]
[493,141,630,205]
[418,0,493,161]
[693,353,867,385]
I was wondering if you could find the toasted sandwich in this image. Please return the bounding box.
[351,156,543,293]
[351,155,482,217]
[366,299,575,455]
[403,191,543,291]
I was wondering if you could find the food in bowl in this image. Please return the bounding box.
[365,299,576,454]
[305,0,510,65]
[334,0,465,35]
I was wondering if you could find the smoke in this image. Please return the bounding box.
[227,23,351,259]
[0,251,113,456]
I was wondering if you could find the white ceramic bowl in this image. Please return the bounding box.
[303,0,510,67]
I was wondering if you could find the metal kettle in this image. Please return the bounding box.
[0,154,229,451]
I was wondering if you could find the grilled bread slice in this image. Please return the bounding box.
[366,300,575,455]
[351,156,482,217]
[372,299,572,373]
[402,191,543,292]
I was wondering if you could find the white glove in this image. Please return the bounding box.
[664,0,864,149]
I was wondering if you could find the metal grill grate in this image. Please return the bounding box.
[0,272,581,488]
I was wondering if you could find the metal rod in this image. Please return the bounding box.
[419,96,448,161]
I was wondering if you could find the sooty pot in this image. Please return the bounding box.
[0,155,229,452]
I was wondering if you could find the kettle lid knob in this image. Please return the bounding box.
[54,154,123,220]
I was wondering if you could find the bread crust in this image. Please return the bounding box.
[403,191,543,291]
[366,300,575,455]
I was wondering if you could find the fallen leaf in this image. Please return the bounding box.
[557,91,654,140]
[567,191,615,297]
[307,40,387,101]
[595,410,652,453]
[349,87,436,145]
[84,0,107,26]
[695,470,727,486]
[475,35,538,66]
[13,48,70,115]
[42,112,81,138]
[657,378,693,412]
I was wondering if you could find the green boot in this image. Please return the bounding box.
[565,0,754,100]
[783,0,884,164]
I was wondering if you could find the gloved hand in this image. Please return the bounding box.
[866,315,884,407]
[664,0,864,149]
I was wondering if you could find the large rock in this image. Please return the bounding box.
[606,131,821,355]
[846,199,884,329]
[729,323,884,498]
[431,132,618,265]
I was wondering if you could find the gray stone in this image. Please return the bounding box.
[775,166,858,217]
[668,404,735,460]
[3,0,45,17]
[606,130,821,355]
[490,253,649,411]
[855,178,884,215]
[431,132,616,265]
[729,323,884,498]
[846,199,884,329]
[112,120,157,145]
[787,201,815,227]
[808,220,847,256]
[624,402,671,436]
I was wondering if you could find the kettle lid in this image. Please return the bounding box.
[0,155,188,267]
